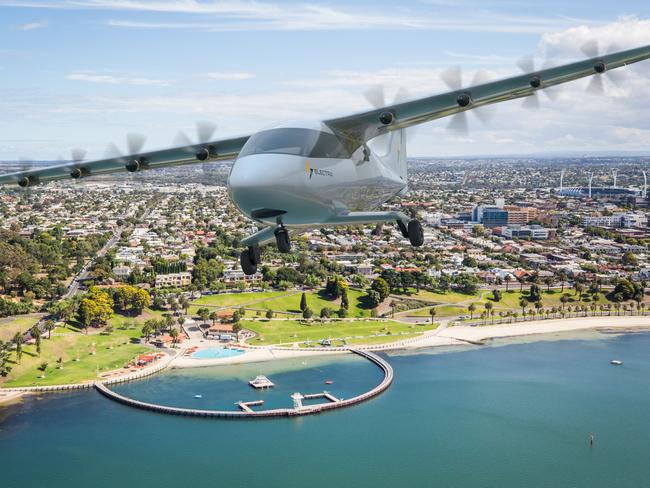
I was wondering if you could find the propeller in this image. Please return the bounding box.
[580,40,627,95]
[105,133,148,173]
[57,148,89,180]
[439,67,495,134]
[363,86,419,142]
[173,121,218,177]
[515,54,562,109]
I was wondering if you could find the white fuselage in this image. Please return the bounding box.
[227,123,406,227]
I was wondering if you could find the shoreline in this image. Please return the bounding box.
[2,316,649,398]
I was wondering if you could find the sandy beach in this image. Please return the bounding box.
[170,315,650,368]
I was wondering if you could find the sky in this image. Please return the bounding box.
[1,0,650,160]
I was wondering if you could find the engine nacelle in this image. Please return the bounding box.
[529,76,541,89]
[379,112,394,125]
[196,147,211,161]
[456,92,472,107]
[18,175,38,187]
[125,157,147,173]
[594,61,606,74]
[70,167,88,179]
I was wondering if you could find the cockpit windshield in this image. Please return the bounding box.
[238,128,351,159]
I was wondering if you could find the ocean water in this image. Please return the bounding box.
[1,332,650,488]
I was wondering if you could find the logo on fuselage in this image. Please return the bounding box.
[305,161,333,179]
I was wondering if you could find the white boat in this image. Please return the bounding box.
[194,394,203,399]
[610,360,623,365]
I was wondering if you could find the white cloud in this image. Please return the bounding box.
[66,71,173,86]
[17,20,47,30]
[206,71,255,81]
[4,0,588,33]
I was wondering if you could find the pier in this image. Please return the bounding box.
[94,348,393,419]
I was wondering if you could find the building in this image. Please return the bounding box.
[112,265,132,281]
[482,207,508,228]
[502,225,550,240]
[155,272,192,289]
[582,213,648,229]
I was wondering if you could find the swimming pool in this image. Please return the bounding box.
[192,347,246,360]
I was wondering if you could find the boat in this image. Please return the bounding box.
[194,394,203,399]
[249,375,275,389]
[610,360,623,365]
[325,380,333,385]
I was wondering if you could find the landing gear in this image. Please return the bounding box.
[240,245,261,275]
[396,220,409,238]
[274,226,291,253]
[407,220,424,247]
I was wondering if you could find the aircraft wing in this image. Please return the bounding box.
[324,45,650,146]
[0,135,249,187]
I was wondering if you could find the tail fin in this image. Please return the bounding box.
[367,129,408,191]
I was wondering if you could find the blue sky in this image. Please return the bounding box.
[1,0,650,159]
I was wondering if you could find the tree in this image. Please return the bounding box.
[44,319,56,339]
[265,309,274,320]
[302,307,313,320]
[232,311,241,324]
[169,328,179,346]
[485,301,493,322]
[366,290,381,309]
[320,307,331,319]
[56,357,63,370]
[31,325,42,356]
[209,311,219,327]
[338,307,347,318]
[78,288,114,331]
[543,276,554,292]
[13,332,23,364]
[371,277,390,302]
[492,289,502,302]
[622,251,638,267]
[557,270,568,292]
[519,298,529,314]
[560,294,569,310]
[468,303,476,319]
[340,290,349,310]
[504,274,512,292]
[429,307,437,324]
[528,284,542,303]
[197,307,210,326]
[38,362,48,377]
[300,292,308,312]
[232,322,242,340]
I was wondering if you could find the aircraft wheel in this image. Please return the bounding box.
[274,227,291,253]
[240,246,260,275]
[396,220,409,238]
[407,220,424,247]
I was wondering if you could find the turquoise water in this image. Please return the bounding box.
[191,347,245,360]
[2,332,650,488]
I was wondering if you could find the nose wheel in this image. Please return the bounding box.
[274,226,291,253]
[240,245,261,275]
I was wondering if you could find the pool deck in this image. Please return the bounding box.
[171,346,350,368]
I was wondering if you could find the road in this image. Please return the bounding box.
[63,227,123,299]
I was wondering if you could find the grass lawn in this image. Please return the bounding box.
[409,305,468,318]
[190,291,292,310]
[243,319,435,345]
[404,290,480,304]
[0,314,42,342]
[406,289,613,319]
[190,289,372,319]
[255,289,369,318]
[2,313,156,387]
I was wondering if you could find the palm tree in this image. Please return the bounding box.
[31,326,42,356]
[543,276,554,292]
[197,307,210,326]
[169,328,179,346]
[504,274,512,292]
[557,270,568,292]
[485,302,493,323]
[519,298,528,315]
[209,311,218,327]
[429,307,437,325]
[468,303,476,320]
[44,320,56,339]
[13,332,23,364]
